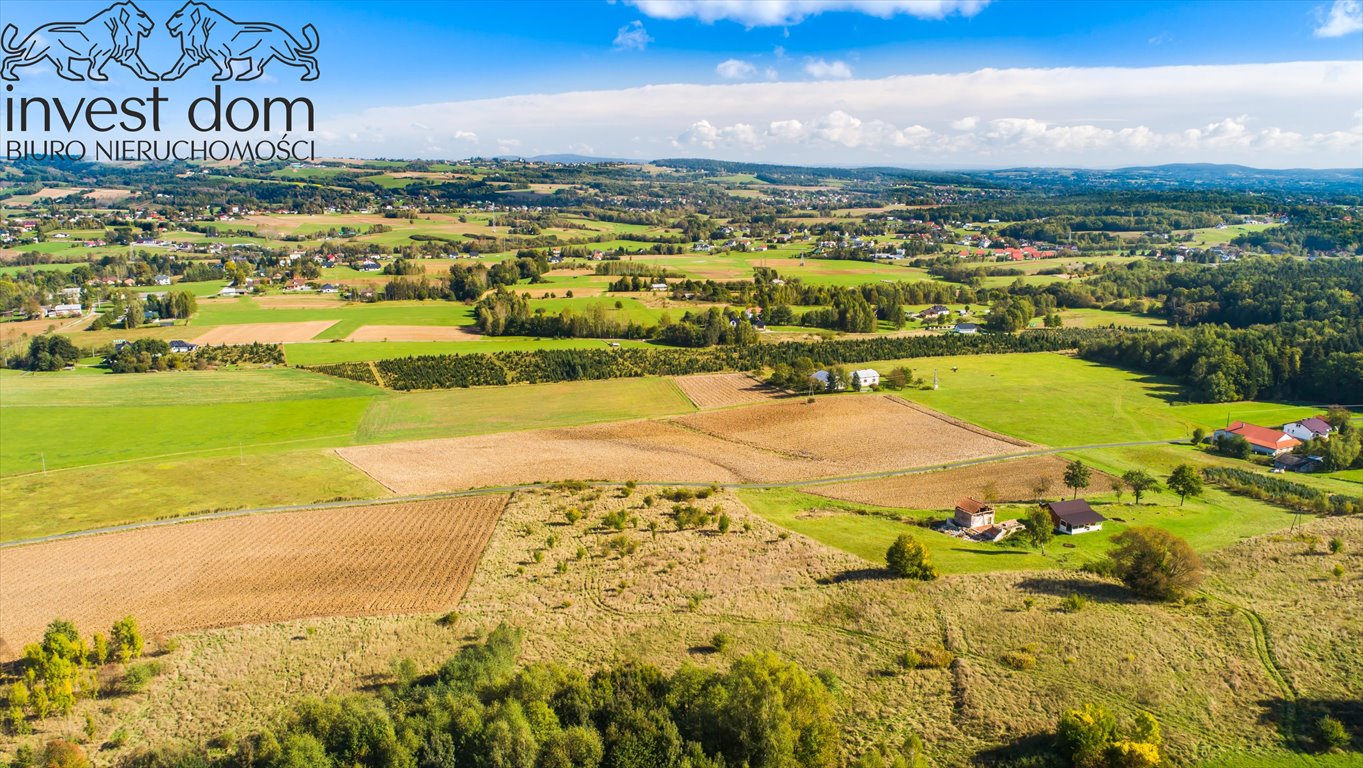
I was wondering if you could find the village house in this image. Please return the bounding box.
[169,340,198,354]
[1214,421,1301,456]
[850,369,880,391]
[953,497,994,529]
[1282,417,1332,443]
[1046,499,1107,535]
[41,303,83,318]
[954,322,980,334]
[154,275,172,286]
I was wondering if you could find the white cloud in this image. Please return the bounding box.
[453,131,478,142]
[1316,0,1363,36]
[613,20,653,50]
[627,0,988,26]
[315,61,1363,167]
[716,59,757,80]
[804,58,853,79]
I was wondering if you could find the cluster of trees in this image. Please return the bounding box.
[7,617,142,732]
[144,290,197,320]
[1079,321,1363,403]
[106,340,283,374]
[449,257,548,301]
[474,290,653,340]
[655,308,760,348]
[7,335,81,371]
[1055,703,1164,768]
[1201,467,1361,516]
[886,535,938,580]
[310,329,1112,390]
[108,625,863,768]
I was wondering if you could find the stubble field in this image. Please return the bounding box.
[192,321,339,345]
[807,455,1109,509]
[0,496,506,659]
[672,372,788,409]
[337,396,1030,494]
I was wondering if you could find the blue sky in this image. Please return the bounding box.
[3,0,1361,166]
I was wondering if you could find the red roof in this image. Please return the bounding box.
[1224,421,1300,451]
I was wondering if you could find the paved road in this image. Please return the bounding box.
[0,438,1185,548]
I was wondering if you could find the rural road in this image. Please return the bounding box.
[0,438,1186,549]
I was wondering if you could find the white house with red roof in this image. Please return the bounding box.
[1214,421,1301,456]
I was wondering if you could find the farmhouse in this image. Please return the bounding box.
[169,340,198,354]
[1046,499,1106,535]
[954,322,980,334]
[154,275,172,286]
[1282,417,1332,442]
[851,369,880,390]
[1214,421,1301,456]
[811,370,845,391]
[953,497,994,528]
[41,303,82,318]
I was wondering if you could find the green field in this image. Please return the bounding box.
[193,297,479,337]
[284,337,651,365]
[877,352,1327,446]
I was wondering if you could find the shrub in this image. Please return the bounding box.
[898,650,921,670]
[1329,537,1344,554]
[711,632,732,652]
[886,535,938,580]
[1000,650,1037,671]
[1062,594,1087,613]
[1318,715,1350,752]
[122,662,161,693]
[912,646,955,669]
[1105,527,1204,600]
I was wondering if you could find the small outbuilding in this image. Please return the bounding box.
[851,369,880,391]
[953,497,995,529]
[1045,499,1106,535]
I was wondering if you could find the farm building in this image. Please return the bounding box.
[954,322,980,334]
[1046,499,1106,535]
[1274,454,1324,473]
[811,370,845,391]
[851,369,880,390]
[154,275,172,285]
[1282,417,1332,442]
[41,304,83,318]
[169,340,198,354]
[953,497,995,528]
[1214,421,1301,456]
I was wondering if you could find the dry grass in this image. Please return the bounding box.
[7,489,1324,767]
[193,321,338,344]
[250,295,343,310]
[0,496,506,659]
[337,396,1027,495]
[346,325,483,342]
[808,455,1112,509]
[673,373,787,409]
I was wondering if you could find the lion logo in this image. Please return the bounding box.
[162,1,319,82]
[1,1,159,81]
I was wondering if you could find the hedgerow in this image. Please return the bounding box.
[1202,466,1361,516]
[307,328,1113,390]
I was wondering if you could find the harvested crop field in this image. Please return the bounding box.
[807,455,1103,509]
[347,325,483,342]
[337,396,1029,495]
[673,373,786,409]
[0,496,506,659]
[193,320,337,344]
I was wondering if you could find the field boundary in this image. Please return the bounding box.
[884,395,1034,448]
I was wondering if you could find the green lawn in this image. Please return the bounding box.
[193,297,479,337]
[355,376,694,444]
[284,337,651,365]
[876,352,1328,446]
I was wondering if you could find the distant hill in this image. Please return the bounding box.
[965,163,1363,194]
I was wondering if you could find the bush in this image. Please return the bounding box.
[711,632,731,652]
[886,535,938,580]
[912,646,955,669]
[1105,527,1204,600]
[122,661,161,693]
[1000,650,1037,671]
[1318,715,1351,752]
[1061,593,1087,613]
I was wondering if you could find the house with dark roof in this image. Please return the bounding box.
[1214,421,1301,456]
[1273,454,1324,473]
[169,340,198,354]
[953,497,995,529]
[1282,417,1332,443]
[1045,499,1106,535]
